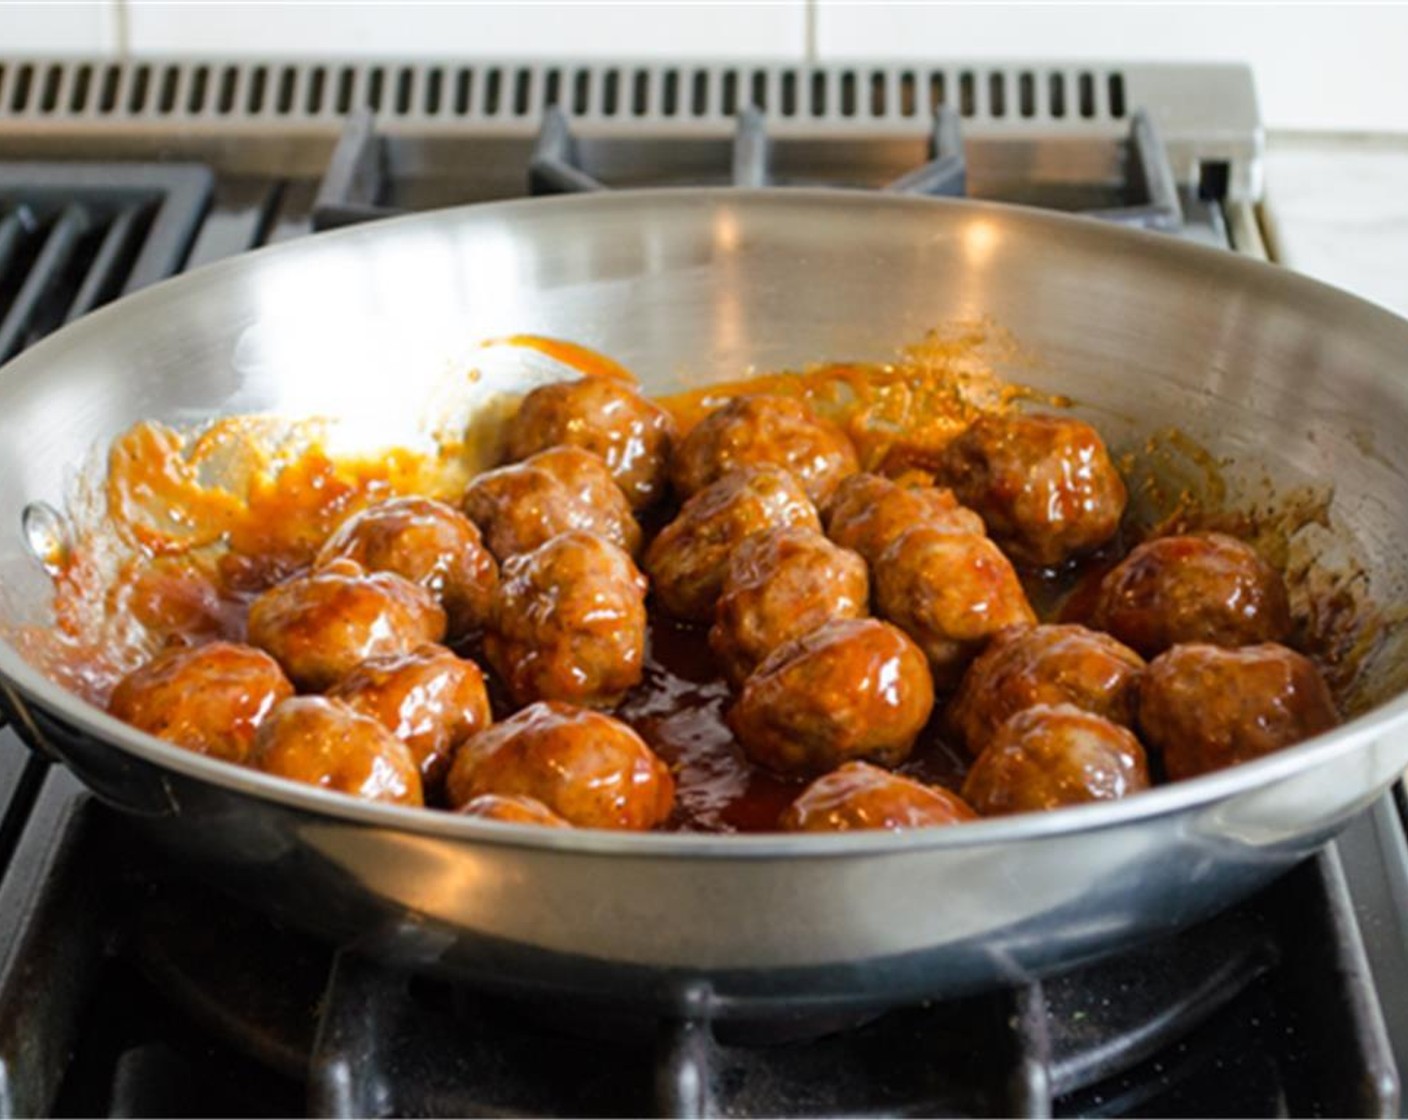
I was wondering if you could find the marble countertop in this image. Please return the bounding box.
[1265,133,1408,317]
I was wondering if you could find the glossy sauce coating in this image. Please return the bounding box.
[671,394,860,506]
[461,446,641,562]
[947,624,1145,757]
[709,526,869,686]
[1091,532,1292,658]
[873,526,1036,691]
[484,531,648,708]
[939,413,1127,568]
[108,641,292,764]
[459,792,571,828]
[781,761,977,832]
[961,703,1150,815]
[1138,643,1338,781]
[504,377,677,509]
[729,617,935,777]
[645,466,820,623]
[328,643,490,796]
[247,560,446,692]
[316,496,497,639]
[824,472,985,566]
[446,701,674,830]
[250,695,423,805]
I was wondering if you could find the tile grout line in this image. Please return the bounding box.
[113,0,130,57]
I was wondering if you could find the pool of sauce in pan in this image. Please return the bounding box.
[616,615,969,834]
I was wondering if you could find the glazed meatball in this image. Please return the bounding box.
[1091,533,1292,658]
[461,446,641,562]
[1138,643,1338,781]
[672,394,859,506]
[645,466,820,622]
[484,531,647,708]
[939,412,1127,567]
[729,618,934,777]
[247,560,446,692]
[825,472,985,566]
[250,696,423,805]
[781,761,977,832]
[459,792,572,827]
[446,702,674,830]
[328,644,490,795]
[873,526,1036,691]
[709,526,870,686]
[961,703,1150,815]
[316,496,497,639]
[504,377,677,509]
[108,641,292,764]
[948,624,1145,757]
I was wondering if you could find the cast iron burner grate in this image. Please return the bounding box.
[0,164,212,363]
[309,105,1181,233]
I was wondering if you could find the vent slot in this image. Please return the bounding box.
[424,67,442,116]
[543,68,561,110]
[484,68,502,116]
[40,64,63,114]
[454,68,472,115]
[514,67,532,117]
[870,70,886,116]
[574,69,591,115]
[187,65,209,114]
[752,69,768,112]
[662,69,679,116]
[70,64,92,113]
[929,70,945,112]
[10,65,33,113]
[1079,71,1095,118]
[721,70,738,116]
[128,65,151,114]
[1049,72,1066,118]
[988,71,1005,118]
[246,65,266,114]
[632,68,649,117]
[781,70,797,117]
[959,70,975,117]
[304,66,325,115]
[394,67,413,117]
[1018,71,1035,118]
[602,68,619,117]
[811,70,827,117]
[1108,72,1126,118]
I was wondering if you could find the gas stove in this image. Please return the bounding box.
[0,56,1405,1118]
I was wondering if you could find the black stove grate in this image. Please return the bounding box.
[0,164,211,363]
[309,104,1180,233]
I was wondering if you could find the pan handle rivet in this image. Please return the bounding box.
[22,502,72,575]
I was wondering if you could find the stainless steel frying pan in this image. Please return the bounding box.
[1,189,1407,1017]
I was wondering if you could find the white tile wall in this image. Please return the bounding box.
[122,1,809,60]
[7,1,120,53]
[814,2,1408,133]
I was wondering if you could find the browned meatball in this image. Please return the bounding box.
[1091,533,1292,658]
[459,792,572,827]
[250,696,423,805]
[328,644,490,796]
[461,446,641,562]
[504,377,677,509]
[939,413,1127,567]
[709,526,870,686]
[484,531,647,708]
[948,624,1145,757]
[645,466,820,622]
[1138,643,1338,781]
[446,701,674,830]
[729,618,934,777]
[247,560,446,692]
[781,761,977,832]
[825,472,985,566]
[961,703,1150,815]
[672,394,859,506]
[316,496,497,639]
[108,641,292,764]
[873,526,1036,691]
